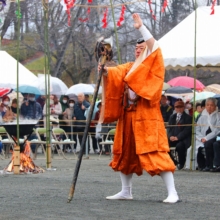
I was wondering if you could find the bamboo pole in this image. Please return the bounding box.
[43,0,51,169]
[14,0,21,175]
[109,0,121,64]
[190,1,197,170]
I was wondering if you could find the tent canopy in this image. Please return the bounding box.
[0,51,37,88]
[158,6,220,67]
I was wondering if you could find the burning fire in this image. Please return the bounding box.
[4,141,44,173]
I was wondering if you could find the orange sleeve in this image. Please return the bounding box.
[124,48,165,106]
[99,63,132,123]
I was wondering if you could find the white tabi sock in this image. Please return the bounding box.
[160,171,179,203]
[106,172,133,200]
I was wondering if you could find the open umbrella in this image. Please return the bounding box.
[0,88,13,98]
[163,82,170,91]
[65,83,101,95]
[191,91,216,102]
[15,85,42,95]
[167,76,205,90]
[204,84,220,94]
[30,76,68,95]
[165,86,193,97]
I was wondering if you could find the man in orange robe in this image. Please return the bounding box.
[99,14,179,203]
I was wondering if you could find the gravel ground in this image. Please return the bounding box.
[0,153,220,220]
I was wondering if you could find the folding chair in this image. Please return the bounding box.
[52,128,76,158]
[35,127,63,159]
[99,128,115,158]
[169,146,178,166]
[29,128,46,159]
[0,126,14,159]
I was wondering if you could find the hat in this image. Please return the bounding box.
[174,101,184,107]
[97,101,102,108]
[2,95,10,102]
[136,38,144,44]
[69,98,75,103]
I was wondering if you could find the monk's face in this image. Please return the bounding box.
[135,42,147,59]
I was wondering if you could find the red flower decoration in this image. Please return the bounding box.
[161,0,168,13]
[117,5,126,27]
[64,0,75,26]
[148,0,156,20]
[102,8,108,28]
[210,0,216,15]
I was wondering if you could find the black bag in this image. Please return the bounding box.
[197,147,206,169]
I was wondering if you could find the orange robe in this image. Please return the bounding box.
[101,48,175,176]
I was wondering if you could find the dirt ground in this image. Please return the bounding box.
[0,153,220,220]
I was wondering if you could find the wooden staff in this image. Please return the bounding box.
[67,36,113,203]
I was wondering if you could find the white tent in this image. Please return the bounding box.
[158,6,220,67]
[0,51,37,88]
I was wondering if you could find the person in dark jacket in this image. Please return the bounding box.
[73,93,90,149]
[160,95,173,122]
[20,94,42,120]
[167,100,192,170]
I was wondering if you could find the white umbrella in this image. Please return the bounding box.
[65,83,102,95]
[30,75,68,95]
[191,91,216,102]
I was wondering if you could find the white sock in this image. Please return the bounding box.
[120,172,133,196]
[160,171,179,203]
[106,172,133,199]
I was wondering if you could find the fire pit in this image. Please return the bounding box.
[2,120,44,174]
[2,120,38,152]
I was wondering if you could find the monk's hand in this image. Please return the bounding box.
[132,13,143,29]
[98,63,108,75]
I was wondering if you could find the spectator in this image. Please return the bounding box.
[59,95,70,134]
[160,95,173,122]
[20,93,43,153]
[95,102,112,155]
[63,98,76,152]
[85,94,90,103]
[194,103,202,120]
[73,93,90,151]
[195,98,220,171]
[0,95,15,122]
[43,94,62,128]
[20,94,42,120]
[36,96,45,128]
[185,102,193,116]
[195,99,206,123]
[167,100,192,170]
[11,98,19,116]
[36,95,46,109]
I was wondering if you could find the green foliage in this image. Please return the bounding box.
[2,38,37,62]
[25,57,44,74]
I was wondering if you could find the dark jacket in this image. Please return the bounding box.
[73,101,90,131]
[160,104,173,122]
[167,111,192,148]
[20,101,42,120]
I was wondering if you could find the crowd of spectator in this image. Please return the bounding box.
[0,93,106,155]
[161,95,220,172]
[0,92,219,167]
